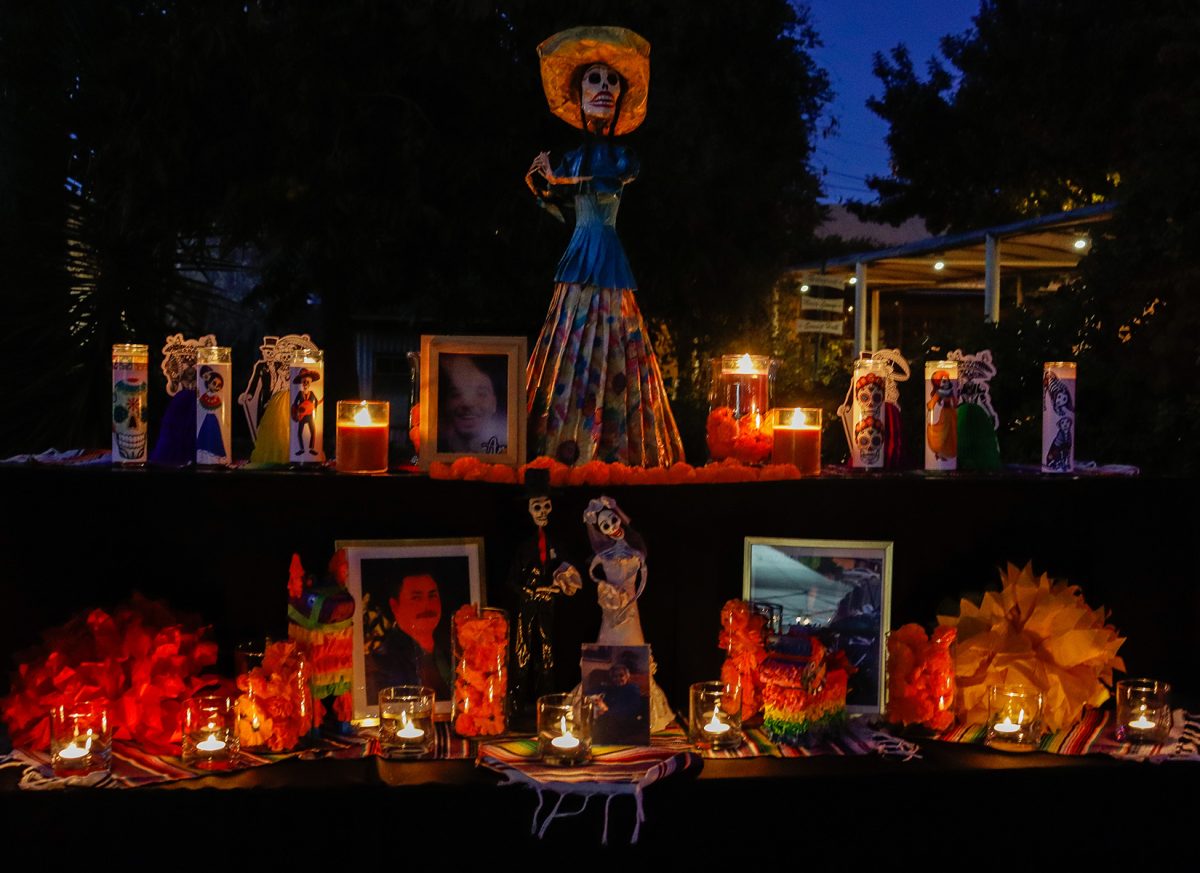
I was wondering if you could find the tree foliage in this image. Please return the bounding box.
[0,0,830,457]
[857,0,1200,472]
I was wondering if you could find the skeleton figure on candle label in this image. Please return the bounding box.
[947,348,1002,471]
[507,469,582,712]
[150,333,217,465]
[582,495,672,730]
[1042,367,1076,473]
[240,334,316,446]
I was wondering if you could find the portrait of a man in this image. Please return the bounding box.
[342,539,483,718]
[436,353,509,454]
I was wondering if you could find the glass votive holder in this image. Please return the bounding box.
[182,693,239,770]
[50,701,112,778]
[537,693,593,766]
[985,684,1043,751]
[378,685,436,759]
[335,400,390,474]
[1115,678,1172,744]
[768,407,822,475]
[689,681,743,751]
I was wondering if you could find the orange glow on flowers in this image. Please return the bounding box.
[451,606,508,737]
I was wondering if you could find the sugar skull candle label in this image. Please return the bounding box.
[925,360,959,471]
[289,349,325,463]
[1042,362,1076,473]
[112,344,150,464]
[850,359,888,468]
[195,346,232,466]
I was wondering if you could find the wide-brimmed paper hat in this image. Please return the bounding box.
[292,368,321,384]
[538,26,650,136]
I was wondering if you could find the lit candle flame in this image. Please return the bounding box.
[397,710,425,739]
[735,354,754,373]
[703,706,731,735]
[550,715,580,750]
[59,729,94,760]
[353,403,373,426]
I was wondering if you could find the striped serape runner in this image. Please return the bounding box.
[691,717,919,760]
[3,721,474,789]
[936,708,1200,761]
[478,733,701,845]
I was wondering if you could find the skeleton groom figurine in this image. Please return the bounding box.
[583,495,673,730]
[508,469,582,711]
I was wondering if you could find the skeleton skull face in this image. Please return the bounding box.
[596,508,624,539]
[528,497,552,528]
[113,378,148,460]
[855,377,884,414]
[855,416,884,465]
[580,63,620,123]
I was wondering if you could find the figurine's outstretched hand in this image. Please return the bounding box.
[553,563,582,595]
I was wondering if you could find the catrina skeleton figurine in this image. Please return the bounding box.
[525,26,684,468]
[583,495,673,730]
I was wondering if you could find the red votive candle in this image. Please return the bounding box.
[770,407,822,475]
[336,400,390,474]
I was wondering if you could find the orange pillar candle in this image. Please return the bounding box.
[336,400,390,474]
[770,407,822,475]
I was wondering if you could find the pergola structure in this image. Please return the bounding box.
[787,202,1115,356]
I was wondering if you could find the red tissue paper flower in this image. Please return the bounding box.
[1,593,218,753]
[885,624,957,731]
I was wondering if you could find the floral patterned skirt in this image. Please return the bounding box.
[527,283,684,467]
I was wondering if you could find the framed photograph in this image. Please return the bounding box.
[743,538,893,715]
[339,537,486,720]
[418,334,527,468]
[581,644,652,746]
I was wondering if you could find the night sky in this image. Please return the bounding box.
[804,0,980,203]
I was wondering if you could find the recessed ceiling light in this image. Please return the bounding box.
[1073,238,1088,250]
[933,260,945,271]
[800,284,809,293]
[848,277,857,285]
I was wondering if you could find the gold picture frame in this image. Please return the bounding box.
[418,334,527,469]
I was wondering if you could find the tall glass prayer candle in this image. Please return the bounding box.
[769,407,821,475]
[111,344,150,464]
[195,346,232,466]
[707,354,775,463]
[1042,362,1076,473]
[335,400,389,474]
[289,348,325,464]
[50,701,112,778]
[924,360,959,471]
[850,358,888,469]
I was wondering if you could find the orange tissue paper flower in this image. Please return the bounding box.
[886,623,957,731]
[938,562,1125,732]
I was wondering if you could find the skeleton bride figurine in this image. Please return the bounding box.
[583,496,673,730]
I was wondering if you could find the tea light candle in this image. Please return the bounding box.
[182,694,238,770]
[1115,678,1171,743]
[703,708,731,735]
[50,702,112,777]
[770,407,821,475]
[538,694,592,766]
[378,685,436,758]
[986,685,1042,751]
[551,716,580,750]
[689,681,743,751]
[336,400,390,474]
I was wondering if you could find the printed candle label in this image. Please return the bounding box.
[925,361,959,471]
[1042,362,1076,473]
[195,352,232,465]
[289,354,325,463]
[112,347,150,463]
[851,360,888,468]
